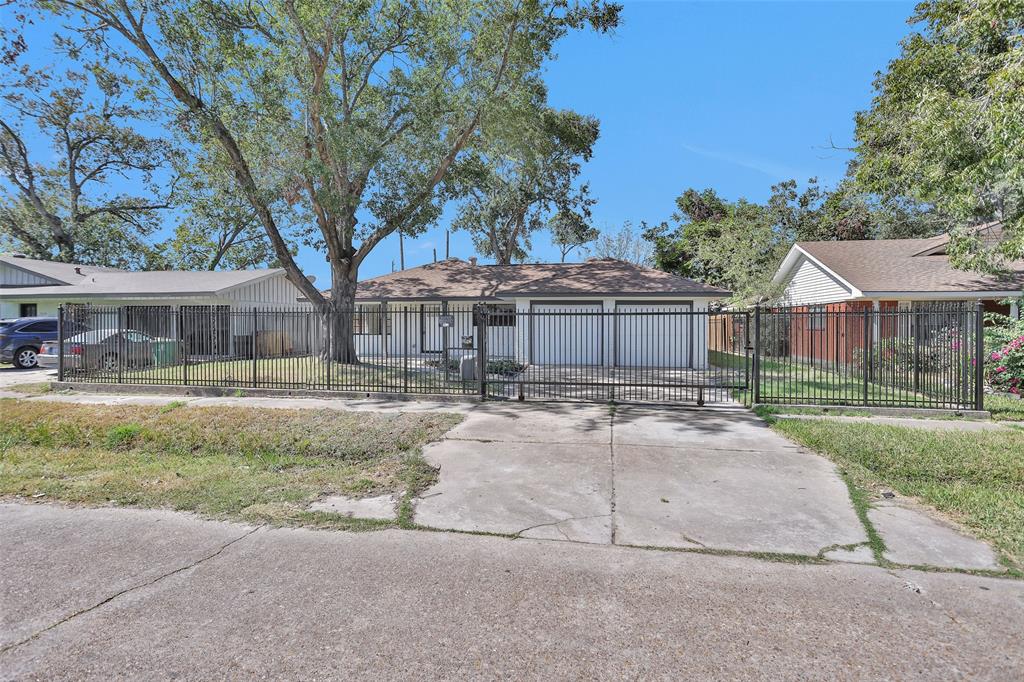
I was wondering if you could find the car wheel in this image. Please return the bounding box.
[102,354,119,372]
[14,347,38,369]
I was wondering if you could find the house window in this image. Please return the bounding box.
[808,305,826,331]
[474,304,516,327]
[353,305,391,335]
[19,303,37,317]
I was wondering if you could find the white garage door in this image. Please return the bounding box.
[532,303,602,365]
[615,302,692,368]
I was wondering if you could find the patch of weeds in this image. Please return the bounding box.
[5,382,52,395]
[837,472,888,564]
[105,423,149,450]
[158,400,187,414]
[232,389,246,398]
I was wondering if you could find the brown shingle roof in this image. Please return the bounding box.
[797,235,1024,294]
[352,258,730,301]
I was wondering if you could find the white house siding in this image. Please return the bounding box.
[0,262,61,288]
[781,256,854,306]
[223,273,309,307]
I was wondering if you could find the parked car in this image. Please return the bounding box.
[0,317,61,368]
[37,329,156,372]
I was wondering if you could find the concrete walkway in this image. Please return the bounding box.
[2,503,1022,680]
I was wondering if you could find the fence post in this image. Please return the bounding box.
[117,306,124,384]
[252,307,258,389]
[403,305,410,394]
[57,305,64,382]
[752,305,761,405]
[476,305,488,399]
[180,308,188,385]
[862,307,870,406]
[325,309,332,392]
[974,300,985,411]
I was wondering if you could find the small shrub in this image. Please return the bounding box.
[486,359,526,376]
[986,334,1024,395]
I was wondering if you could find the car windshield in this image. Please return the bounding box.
[0,320,15,330]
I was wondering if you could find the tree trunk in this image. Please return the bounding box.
[320,263,360,364]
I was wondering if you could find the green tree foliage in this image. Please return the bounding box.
[0,63,171,267]
[155,152,282,271]
[46,0,621,362]
[550,208,600,262]
[450,107,599,264]
[854,0,1024,269]
[647,177,941,304]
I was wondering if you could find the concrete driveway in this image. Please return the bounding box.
[415,402,869,556]
[0,365,54,388]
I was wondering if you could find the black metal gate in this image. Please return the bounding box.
[474,305,751,405]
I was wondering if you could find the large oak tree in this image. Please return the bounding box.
[45,0,620,361]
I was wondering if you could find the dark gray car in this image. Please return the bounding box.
[37,329,155,372]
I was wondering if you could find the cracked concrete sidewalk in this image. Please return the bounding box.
[2,503,1022,680]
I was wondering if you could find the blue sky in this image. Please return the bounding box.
[6,1,917,282]
[354,0,917,281]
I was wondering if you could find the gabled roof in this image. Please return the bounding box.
[0,266,287,298]
[352,258,731,301]
[0,253,124,285]
[773,225,1024,296]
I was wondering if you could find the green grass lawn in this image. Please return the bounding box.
[770,417,1024,571]
[710,350,970,408]
[68,355,473,393]
[0,399,461,528]
[986,394,1024,421]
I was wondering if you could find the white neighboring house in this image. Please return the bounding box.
[347,257,731,368]
[772,223,1024,318]
[0,253,310,355]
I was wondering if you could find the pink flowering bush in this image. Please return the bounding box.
[986,334,1024,395]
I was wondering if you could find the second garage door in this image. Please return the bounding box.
[615,302,692,368]
[531,302,602,365]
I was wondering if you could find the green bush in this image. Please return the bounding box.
[486,359,526,376]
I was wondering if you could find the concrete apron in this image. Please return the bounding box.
[416,403,872,556]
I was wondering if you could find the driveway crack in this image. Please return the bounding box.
[0,525,261,655]
[609,405,618,544]
[515,514,612,538]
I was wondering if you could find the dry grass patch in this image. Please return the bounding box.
[0,399,461,528]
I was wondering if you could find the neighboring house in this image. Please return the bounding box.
[0,253,309,356]
[772,223,1024,317]
[347,257,731,368]
[770,224,1023,364]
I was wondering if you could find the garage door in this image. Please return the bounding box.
[531,303,602,365]
[615,302,692,368]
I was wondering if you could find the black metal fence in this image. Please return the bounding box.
[55,302,984,409]
[753,302,984,410]
[57,304,749,405]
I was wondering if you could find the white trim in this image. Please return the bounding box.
[772,244,864,297]
[857,290,1023,300]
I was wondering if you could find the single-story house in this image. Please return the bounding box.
[347,257,731,368]
[0,253,309,355]
[769,224,1023,364]
[772,223,1023,317]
